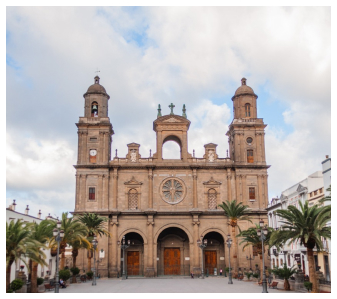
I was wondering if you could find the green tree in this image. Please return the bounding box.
[237,224,276,274]
[218,200,251,273]
[271,264,297,290]
[28,220,55,293]
[77,213,110,271]
[68,239,91,283]
[270,201,331,293]
[58,212,88,270]
[6,220,44,292]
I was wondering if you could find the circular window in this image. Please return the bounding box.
[246,137,253,144]
[160,177,186,205]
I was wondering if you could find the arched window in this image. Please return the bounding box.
[91,102,98,117]
[247,150,254,163]
[245,103,251,117]
[208,188,217,210]
[280,259,283,266]
[287,254,291,266]
[128,188,138,210]
[272,259,275,268]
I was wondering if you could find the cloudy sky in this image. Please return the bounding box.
[6,6,331,219]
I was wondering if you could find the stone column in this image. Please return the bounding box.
[240,133,245,163]
[145,214,155,277]
[75,174,80,211]
[148,169,153,209]
[261,133,266,163]
[80,175,86,210]
[98,174,103,210]
[83,132,88,164]
[109,216,118,277]
[113,168,118,209]
[263,175,268,208]
[77,132,82,164]
[192,216,200,275]
[255,132,261,163]
[192,169,198,208]
[257,175,262,209]
[226,169,232,201]
[103,174,108,210]
[242,175,247,204]
[157,131,163,160]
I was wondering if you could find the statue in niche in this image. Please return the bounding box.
[130,149,137,162]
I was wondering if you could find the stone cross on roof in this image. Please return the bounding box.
[169,103,175,115]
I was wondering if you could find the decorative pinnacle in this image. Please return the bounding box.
[157,104,162,118]
[182,104,187,118]
[241,78,247,85]
[169,103,175,115]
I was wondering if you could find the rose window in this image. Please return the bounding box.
[160,178,186,204]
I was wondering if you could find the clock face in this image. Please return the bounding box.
[90,149,97,156]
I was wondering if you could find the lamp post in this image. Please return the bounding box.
[226,234,233,284]
[246,254,255,270]
[118,236,130,280]
[257,219,268,293]
[91,235,98,286]
[197,236,207,279]
[52,221,64,293]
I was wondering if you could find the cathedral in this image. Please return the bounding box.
[73,76,270,277]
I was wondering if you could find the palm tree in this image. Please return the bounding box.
[218,200,251,273]
[77,213,110,271]
[6,220,45,292]
[68,238,91,283]
[271,264,297,290]
[29,220,55,293]
[237,224,275,275]
[58,212,88,270]
[270,201,331,293]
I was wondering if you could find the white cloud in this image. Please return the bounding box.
[6,7,331,215]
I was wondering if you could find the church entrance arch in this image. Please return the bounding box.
[120,232,144,277]
[156,227,190,276]
[202,231,225,276]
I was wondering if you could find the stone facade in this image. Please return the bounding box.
[73,76,270,277]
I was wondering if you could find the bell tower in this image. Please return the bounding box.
[226,78,267,165]
[76,76,114,165]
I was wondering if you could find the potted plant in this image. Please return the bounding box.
[252,273,259,281]
[10,279,24,293]
[244,272,253,280]
[271,264,297,291]
[59,269,71,284]
[304,281,312,292]
[86,270,93,280]
[37,277,44,286]
[70,267,80,283]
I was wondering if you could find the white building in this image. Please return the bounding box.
[6,201,58,283]
[267,171,325,277]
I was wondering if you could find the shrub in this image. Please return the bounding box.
[6,289,13,293]
[304,281,312,292]
[253,273,259,278]
[59,269,71,281]
[10,279,24,292]
[225,267,232,272]
[37,277,44,286]
[245,272,253,279]
[86,271,93,279]
[70,267,80,276]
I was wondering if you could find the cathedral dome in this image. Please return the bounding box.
[84,76,109,98]
[233,78,257,97]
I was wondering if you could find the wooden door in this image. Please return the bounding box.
[205,251,217,275]
[127,251,139,275]
[164,248,180,275]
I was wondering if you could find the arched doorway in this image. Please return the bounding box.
[202,231,225,276]
[120,232,144,277]
[157,227,190,276]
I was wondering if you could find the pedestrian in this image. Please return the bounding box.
[191,272,194,279]
[220,268,223,276]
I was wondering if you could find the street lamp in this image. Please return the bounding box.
[246,254,255,270]
[197,236,207,279]
[91,235,98,286]
[257,219,268,293]
[52,221,64,293]
[226,234,233,284]
[117,236,130,280]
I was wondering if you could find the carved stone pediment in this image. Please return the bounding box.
[124,176,143,185]
[296,184,307,193]
[203,177,222,185]
[163,117,180,123]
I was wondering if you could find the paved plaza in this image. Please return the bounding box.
[56,277,296,293]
